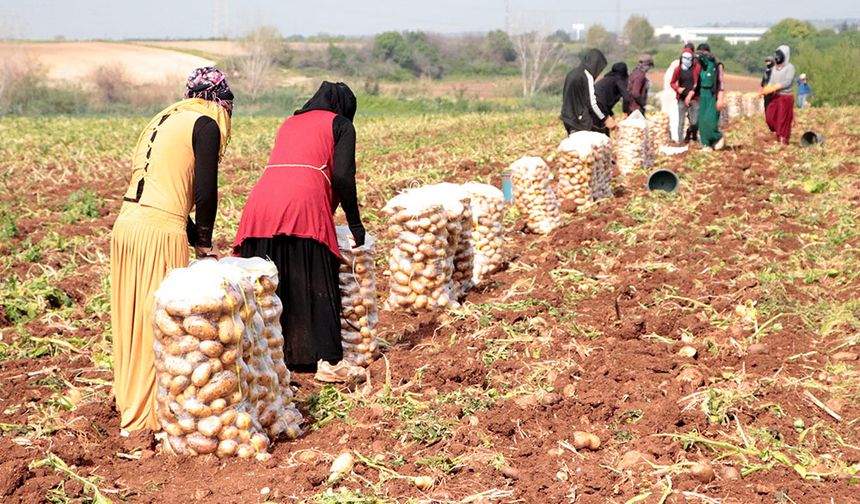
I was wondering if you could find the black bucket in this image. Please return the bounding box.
[800,131,824,147]
[647,169,679,193]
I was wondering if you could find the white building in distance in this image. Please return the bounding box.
[655,25,769,45]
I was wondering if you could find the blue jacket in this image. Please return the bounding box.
[797,79,812,96]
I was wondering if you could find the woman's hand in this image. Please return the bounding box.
[195,244,219,260]
[349,223,366,248]
[604,116,617,130]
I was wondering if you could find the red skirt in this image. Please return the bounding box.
[765,94,794,141]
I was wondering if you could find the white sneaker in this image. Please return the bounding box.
[714,136,726,150]
[314,359,366,383]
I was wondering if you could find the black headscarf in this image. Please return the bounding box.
[295,81,357,121]
[605,62,628,80]
[560,48,608,133]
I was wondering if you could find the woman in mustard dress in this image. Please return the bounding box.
[110,67,233,432]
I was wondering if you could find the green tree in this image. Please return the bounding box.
[326,44,350,72]
[484,29,517,63]
[372,31,444,78]
[624,15,655,54]
[373,31,412,65]
[761,18,818,47]
[548,29,572,44]
[586,24,615,54]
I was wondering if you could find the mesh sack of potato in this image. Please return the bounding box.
[646,112,670,163]
[614,110,648,175]
[416,183,475,298]
[593,138,614,201]
[509,156,562,234]
[219,257,303,440]
[725,91,743,120]
[461,182,506,285]
[742,92,762,116]
[556,131,613,208]
[153,260,298,460]
[335,226,379,367]
[383,192,456,312]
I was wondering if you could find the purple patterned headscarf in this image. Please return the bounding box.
[184,66,234,114]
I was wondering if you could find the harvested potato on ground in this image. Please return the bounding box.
[572,430,601,450]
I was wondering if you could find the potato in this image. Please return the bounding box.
[220,348,238,365]
[218,315,242,345]
[250,432,269,452]
[236,411,252,430]
[689,462,716,483]
[169,375,191,396]
[183,398,211,418]
[163,300,192,318]
[164,356,193,376]
[154,309,184,337]
[178,416,196,433]
[210,398,227,414]
[572,431,601,450]
[219,425,239,441]
[197,416,223,437]
[216,439,238,457]
[187,433,218,454]
[163,421,183,437]
[236,444,255,459]
[198,371,239,403]
[191,362,212,387]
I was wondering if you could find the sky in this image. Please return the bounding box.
[1,0,857,40]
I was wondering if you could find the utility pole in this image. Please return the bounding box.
[505,0,511,33]
[615,0,621,35]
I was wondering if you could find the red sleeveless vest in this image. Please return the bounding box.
[233,110,340,257]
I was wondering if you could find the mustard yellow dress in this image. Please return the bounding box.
[110,99,230,430]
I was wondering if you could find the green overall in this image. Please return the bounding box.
[697,59,723,147]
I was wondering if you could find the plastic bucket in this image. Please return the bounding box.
[500,170,514,203]
[647,169,679,193]
[800,131,823,147]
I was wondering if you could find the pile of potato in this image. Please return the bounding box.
[725,91,743,120]
[647,112,670,163]
[509,156,561,234]
[383,193,454,312]
[555,131,612,208]
[615,111,648,175]
[336,227,379,367]
[462,182,506,285]
[152,259,302,459]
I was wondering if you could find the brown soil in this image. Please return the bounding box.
[1,112,858,503]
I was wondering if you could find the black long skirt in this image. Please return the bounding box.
[238,235,343,370]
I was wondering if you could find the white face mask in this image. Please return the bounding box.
[681,54,693,70]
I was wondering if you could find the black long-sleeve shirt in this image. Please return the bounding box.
[331,115,365,246]
[186,116,220,248]
[595,74,631,117]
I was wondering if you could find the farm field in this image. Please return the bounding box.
[0,107,859,503]
[0,42,214,85]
